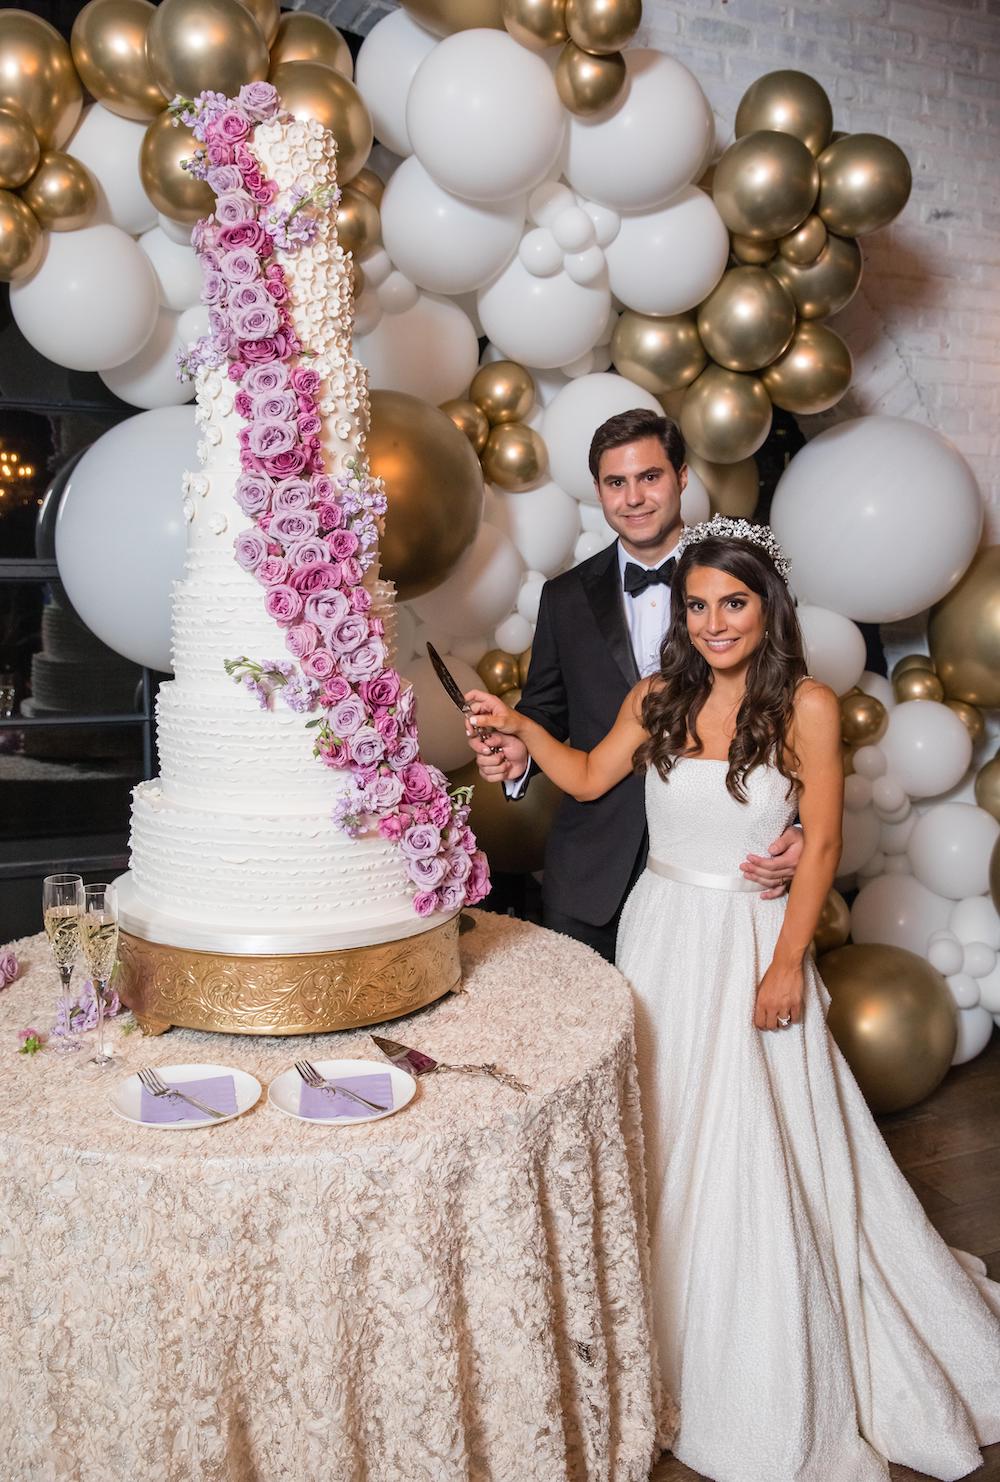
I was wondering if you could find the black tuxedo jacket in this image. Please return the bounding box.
[516,539,648,927]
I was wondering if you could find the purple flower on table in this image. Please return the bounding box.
[244,362,288,395]
[348,726,385,767]
[206,163,243,195]
[328,696,366,737]
[220,247,261,284]
[0,950,18,988]
[401,823,442,860]
[407,853,448,890]
[279,672,319,713]
[427,764,450,792]
[218,221,269,254]
[234,528,267,572]
[304,589,350,630]
[248,419,296,460]
[285,622,319,660]
[340,639,386,683]
[234,302,281,341]
[290,563,340,594]
[256,555,290,587]
[238,81,280,121]
[401,761,435,803]
[412,891,439,918]
[234,472,274,517]
[215,189,256,226]
[262,446,307,478]
[360,671,401,710]
[268,509,318,544]
[302,649,336,681]
[364,772,404,813]
[263,584,303,625]
[286,538,329,568]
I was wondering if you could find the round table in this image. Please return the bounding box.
[0,914,665,1482]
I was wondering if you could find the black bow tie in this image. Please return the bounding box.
[623,558,675,597]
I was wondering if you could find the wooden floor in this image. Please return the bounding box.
[651,1033,1000,1482]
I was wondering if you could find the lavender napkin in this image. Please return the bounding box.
[140,1074,237,1124]
[298,1071,393,1120]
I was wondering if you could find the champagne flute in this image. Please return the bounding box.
[79,883,118,1068]
[42,874,84,1054]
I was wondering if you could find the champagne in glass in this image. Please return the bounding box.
[42,874,83,1054]
[79,883,118,1068]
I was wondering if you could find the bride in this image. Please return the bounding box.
[465,518,1000,1482]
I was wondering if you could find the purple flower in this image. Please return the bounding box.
[327,614,369,654]
[290,367,321,396]
[446,848,472,883]
[206,164,243,194]
[238,81,280,120]
[229,281,271,312]
[349,587,372,615]
[0,950,18,988]
[269,509,318,545]
[322,675,352,706]
[401,761,435,803]
[364,773,404,812]
[255,391,298,424]
[215,190,256,226]
[218,221,268,253]
[234,528,267,571]
[285,622,319,660]
[396,687,416,726]
[388,734,420,771]
[256,555,290,586]
[329,696,366,737]
[234,472,274,517]
[279,672,319,713]
[349,725,386,766]
[360,671,401,709]
[215,109,251,143]
[234,302,280,341]
[401,823,442,860]
[290,563,340,593]
[271,477,311,509]
[340,639,386,683]
[220,247,261,283]
[339,556,363,587]
[302,650,336,680]
[329,529,360,561]
[249,420,297,460]
[375,714,399,746]
[439,881,466,914]
[241,672,270,709]
[261,445,307,476]
[263,584,303,624]
[407,854,448,890]
[244,362,288,395]
[201,268,225,305]
[304,590,350,629]
[466,851,491,904]
[286,538,329,568]
[413,891,439,918]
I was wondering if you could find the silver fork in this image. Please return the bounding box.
[294,1059,387,1113]
[138,1067,226,1120]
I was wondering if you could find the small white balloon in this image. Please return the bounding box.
[949,896,1000,950]
[579,197,621,248]
[495,611,533,653]
[412,523,522,636]
[157,212,193,246]
[355,8,438,157]
[356,291,479,405]
[377,270,421,314]
[838,805,881,876]
[927,931,964,977]
[947,974,981,1010]
[575,529,615,562]
[680,467,711,526]
[850,873,953,953]
[516,570,546,622]
[951,1005,994,1065]
[978,960,1000,1014]
[519,227,563,278]
[857,850,887,882]
[963,941,996,978]
[882,854,911,876]
[604,187,729,316]
[858,669,894,711]
[98,307,195,409]
[908,802,1000,901]
[879,700,973,800]
[529,181,575,227]
[381,156,525,295]
[485,480,581,575]
[564,245,607,287]
[177,304,209,343]
[69,104,157,235]
[872,775,908,817]
[552,206,595,253]
[844,774,873,812]
[797,605,867,696]
[403,653,483,771]
[543,372,662,503]
[363,247,394,289]
[354,288,382,337]
[853,744,888,781]
[478,256,610,371]
[138,227,202,312]
[880,810,917,855]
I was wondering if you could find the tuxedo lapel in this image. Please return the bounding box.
[579,540,640,688]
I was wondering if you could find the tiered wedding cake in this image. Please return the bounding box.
[116,84,487,1031]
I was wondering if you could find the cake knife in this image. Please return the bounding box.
[371,1034,528,1093]
[425,642,500,752]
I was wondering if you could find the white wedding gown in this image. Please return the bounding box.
[616,759,1000,1482]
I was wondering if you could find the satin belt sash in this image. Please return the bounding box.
[646,856,765,893]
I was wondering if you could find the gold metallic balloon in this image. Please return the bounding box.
[0,105,38,188]
[839,689,887,747]
[976,756,1000,824]
[470,360,535,425]
[779,213,827,264]
[400,0,505,38]
[730,234,776,265]
[350,167,384,208]
[658,387,686,421]
[140,110,214,224]
[517,645,532,687]
[20,150,97,231]
[768,233,862,319]
[680,366,773,465]
[817,132,912,237]
[336,184,380,259]
[947,699,985,747]
[70,0,165,123]
[477,648,520,696]
[565,0,641,55]
[685,451,759,519]
[501,685,523,707]
[369,390,484,602]
[555,41,626,117]
[893,668,945,705]
[502,0,568,52]
[351,261,365,299]
[813,888,850,955]
[145,0,269,103]
[449,760,561,873]
[697,266,796,373]
[0,187,41,282]
[239,0,280,47]
[928,546,1000,709]
[820,943,956,1114]
[481,423,548,491]
[891,652,935,680]
[697,162,716,194]
[611,310,707,395]
[268,12,353,80]
[268,62,373,185]
[735,69,833,158]
[759,320,852,414]
[440,399,490,454]
[713,130,819,242]
[0,11,82,151]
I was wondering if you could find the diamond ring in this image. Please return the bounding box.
[777,1014,791,1027]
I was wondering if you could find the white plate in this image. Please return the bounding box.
[268,1058,416,1125]
[109,1062,262,1130]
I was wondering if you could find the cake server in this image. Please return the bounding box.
[371,1034,528,1093]
[425,642,500,751]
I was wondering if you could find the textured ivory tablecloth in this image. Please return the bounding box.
[0,913,667,1482]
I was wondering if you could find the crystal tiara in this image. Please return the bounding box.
[674,515,792,585]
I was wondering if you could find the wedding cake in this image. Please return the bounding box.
[116,83,487,989]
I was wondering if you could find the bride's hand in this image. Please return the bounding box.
[463,688,522,738]
[754,958,803,1031]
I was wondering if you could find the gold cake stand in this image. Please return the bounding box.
[117,913,462,1037]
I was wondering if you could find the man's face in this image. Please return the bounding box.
[594,436,687,558]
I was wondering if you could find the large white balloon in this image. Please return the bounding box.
[68,104,157,236]
[477,256,610,371]
[407,31,564,204]
[796,606,866,696]
[564,51,713,212]
[485,481,581,576]
[355,291,479,404]
[542,372,662,504]
[355,9,438,157]
[850,873,952,952]
[879,701,973,800]
[381,157,524,295]
[138,227,203,312]
[949,896,1000,950]
[952,1005,994,1065]
[403,654,483,771]
[604,188,729,317]
[411,523,522,636]
[771,418,983,622]
[98,307,196,409]
[10,225,158,372]
[908,803,1000,901]
[54,407,193,671]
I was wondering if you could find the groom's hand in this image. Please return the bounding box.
[467,726,530,785]
[740,824,804,899]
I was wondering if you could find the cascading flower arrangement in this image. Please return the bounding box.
[174,83,489,918]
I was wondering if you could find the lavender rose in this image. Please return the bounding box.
[401,823,442,860]
[388,735,420,771]
[285,622,319,659]
[302,650,336,680]
[229,281,271,311]
[261,445,307,477]
[269,509,318,544]
[234,302,280,341]
[238,81,279,120]
[234,528,267,571]
[290,563,340,593]
[218,222,268,253]
[401,762,434,803]
[256,555,289,586]
[375,714,399,746]
[413,891,439,918]
[348,725,386,767]
[341,639,386,683]
[304,590,350,629]
[290,367,321,396]
[361,671,401,709]
[285,538,329,567]
[255,391,298,425]
[215,190,256,226]
[438,881,466,914]
[234,472,274,516]
[272,477,312,509]
[201,268,225,306]
[206,164,243,194]
[349,587,372,615]
[328,695,366,737]
[244,362,288,395]
[407,854,449,890]
[327,614,369,654]
[447,848,472,883]
[263,583,303,624]
[249,420,297,460]
[220,246,260,283]
[364,773,404,812]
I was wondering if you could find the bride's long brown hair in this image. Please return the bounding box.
[634,536,808,802]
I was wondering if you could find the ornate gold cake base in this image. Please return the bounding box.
[117,914,462,1036]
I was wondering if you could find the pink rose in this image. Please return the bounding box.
[234,390,253,419]
[429,793,453,829]
[290,563,339,593]
[375,714,399,746]
[361,672,400,709]
[218,222,268,253]
[207,141,234,167]
[329,529,360,561]
[339,557,363,587]
[285,622,318,659]
[297,413,322,438]
[0,950,18,988]
[240,334,286,365]
[263,584,303,624]
[290,367,321,396]
[316,502,343,532]
[378,814,405,843]
[303,650,336,680]
[349,587,372,615]
[466,851,491,904]
[263,447,308,478]
[304,590,350,629]
[265,276,289,303]
[439,881,466,914]
[286,538,329,568]
[217,109,250,142]
[401,762,434,803]
[318,736,349,767]
[321,676,351,706]
[413,891,439,918]
[256,555,289,586]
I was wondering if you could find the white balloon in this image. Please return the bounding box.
[771,417,984,623]
[796,606,866,696]
[927,931,964,977]
[138,227,203,312]
[838,804,880,876]
[354,288,382,337]
[850,873,952,952]
[177,304,210,343]
[54,407,193,670]
[857,850,887,882]
[978,960,1000,1014]
[407,31,565,203]
[552,206,595,253]
[947,974,981,1010]
[394,603,420,663]
[543,372,662,503]
[579,502,611,532]
[680,468,711,526]
[495,611,533,653]
[477,256,610,371]
[411,523,522,636]
[451,634,491,667]
[872,777,909,819]
[951,1005,994,1065]
[10,225,158,372]
[363,247,394,289]
[949,896,1000,950]
[575,528,615,562]
[853,744,888,780]
[157,213,193,246]
[844,774,873,812]
[909,803,1000,901]
[880,810,917,855]
[485,481,581,575]
[404,653,482,771]
[517,570,546,622]
[963,941,995,978]
[529,181,575,227]
[377,270,421,314]
[604,187,729,316]
[356,292,479,404]
[565,50,713,212]
[381,156,524,294]
[519,227,563,277]
[564,245,606,287]
[355,9,438,156]
[882,854,911,876]
[879,700,973,799]
[68,104,156,235]
[98,307,195,409]
[533,368,571,405]
[858,669,894,711]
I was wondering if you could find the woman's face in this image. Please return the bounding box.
[683,563,766,673]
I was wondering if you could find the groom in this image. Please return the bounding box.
[468,408,803,962]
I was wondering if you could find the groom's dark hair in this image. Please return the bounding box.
[588,409,686,481]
